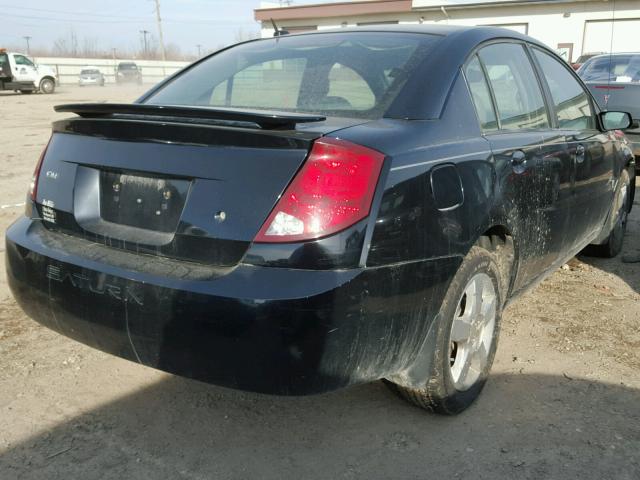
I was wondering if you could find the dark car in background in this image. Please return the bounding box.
[116,61,142,84]
[6,26,635,415]
[578,53,640,169]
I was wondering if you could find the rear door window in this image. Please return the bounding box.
[532,48,595,129]
[478,43,549,130]
[464,55,498,132]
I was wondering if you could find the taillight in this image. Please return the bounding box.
[29,138,50,202]
[255,137,385,243]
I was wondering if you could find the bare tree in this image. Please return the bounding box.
[52,29,79,57]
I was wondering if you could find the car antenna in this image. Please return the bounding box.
[606,0,616,99]
[271,18,289,37]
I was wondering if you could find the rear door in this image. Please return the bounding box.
[468,42,573,290]
[531,46,614,250]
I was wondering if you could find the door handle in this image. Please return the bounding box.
[575,144,585,163]
[511,150,527,174]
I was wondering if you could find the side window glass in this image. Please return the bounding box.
[212,58,307,110]
[14,55,34,67]
[478,43,549,130]
[209,80,228,106]
[326,63,375,110]
[533,48,594,130]
[464,56,498,132]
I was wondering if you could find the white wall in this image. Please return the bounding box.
[32,57,191,85]
[261,0,640,62]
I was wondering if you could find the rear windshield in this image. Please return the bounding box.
[81,69,100,75]
[579,55,640,83]
[119,63,138,70]
[145,32,440,119]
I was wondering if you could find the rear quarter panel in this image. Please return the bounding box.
[336,74,499,267]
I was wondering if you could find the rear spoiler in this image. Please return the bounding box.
[54,103,326,130]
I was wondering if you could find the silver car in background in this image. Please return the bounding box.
[578,53,640,169]
[78,67,105,87]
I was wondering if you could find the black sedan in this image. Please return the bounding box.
[6,26,635,414]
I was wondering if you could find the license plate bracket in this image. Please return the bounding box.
[99,170,190,233]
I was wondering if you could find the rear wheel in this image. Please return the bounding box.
[585,169,630,258]
[39,78,55,94]
[386,243,504,415]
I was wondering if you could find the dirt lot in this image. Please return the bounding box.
[0,85,639,479]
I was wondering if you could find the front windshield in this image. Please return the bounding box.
[145,32,440,119]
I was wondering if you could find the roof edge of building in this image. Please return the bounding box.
[255,0,412,22]
[255,0,604,22]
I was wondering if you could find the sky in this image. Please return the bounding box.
[0,0,337,56]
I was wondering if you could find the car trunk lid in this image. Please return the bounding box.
[35,110,362,267]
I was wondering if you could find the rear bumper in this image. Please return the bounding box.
[6,217,459,394]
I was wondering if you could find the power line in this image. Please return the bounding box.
[0,13,150,24]
[0,12,255,26]
[0,4,150,21]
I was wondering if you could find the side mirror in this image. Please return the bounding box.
[599,111,633,131]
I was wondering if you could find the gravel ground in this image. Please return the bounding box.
[0,85,639,480]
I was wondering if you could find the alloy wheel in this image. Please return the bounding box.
[449,272,497,391]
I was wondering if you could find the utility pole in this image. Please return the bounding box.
[140,29,150,58]
[153,0,167,73]
[196,44,202,57]
[112,48,117,81]
[23,36,32,55]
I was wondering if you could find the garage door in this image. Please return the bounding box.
[583,19,640,54]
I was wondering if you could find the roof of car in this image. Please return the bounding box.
[587,52,640,59]
[269,24,543,53]
[293,23,527,38]
[276,24,545,120]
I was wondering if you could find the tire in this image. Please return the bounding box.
[386,242,505,415]
[39,78,55,94]
[585,169,631,258]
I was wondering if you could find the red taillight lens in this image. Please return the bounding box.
[29,138,50,201]
[255,137,385,243]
